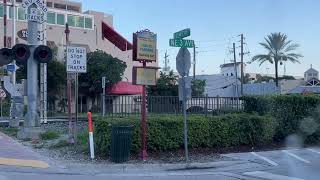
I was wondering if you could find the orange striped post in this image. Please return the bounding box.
[87,111,94,159]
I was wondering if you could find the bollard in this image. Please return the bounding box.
[87,110,95,160]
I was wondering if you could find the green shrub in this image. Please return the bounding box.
[93,114,277,157]
[242,94,320,141]
[40,131,60,140]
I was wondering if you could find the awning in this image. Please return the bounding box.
[102,22,133,51]
[106,81,143,95]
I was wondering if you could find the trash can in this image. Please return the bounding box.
[110,125,134,163]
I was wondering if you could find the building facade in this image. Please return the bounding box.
[0,0,157,82]
[220,62,245,78]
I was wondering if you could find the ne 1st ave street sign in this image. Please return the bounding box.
[169,39,194,48]
[174,28,190,39]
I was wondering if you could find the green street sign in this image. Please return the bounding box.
[169,39,194,48]
[174,28,190,39]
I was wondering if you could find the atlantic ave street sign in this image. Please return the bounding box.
[174,28,190,39]
[170,39,195,48]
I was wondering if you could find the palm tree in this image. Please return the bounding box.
[251,32,303,87]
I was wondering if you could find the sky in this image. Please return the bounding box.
[76,0,320,77]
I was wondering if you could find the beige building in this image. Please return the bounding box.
[0,0,157,83]
[0,0,157,112]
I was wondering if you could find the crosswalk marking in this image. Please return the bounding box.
[244,171,304,180]
[282,150,311,163]
[307,148,320,155]
[250,152,279,166]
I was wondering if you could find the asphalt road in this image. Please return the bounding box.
[1,147,320,179]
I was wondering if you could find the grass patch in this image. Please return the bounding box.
[0,127,19,137]
[40,131,60,140]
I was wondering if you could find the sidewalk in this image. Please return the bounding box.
[0,132,49,168]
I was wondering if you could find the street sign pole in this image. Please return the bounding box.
[102,76,106,117]
[141,61,148,161]
[182,75,189,163]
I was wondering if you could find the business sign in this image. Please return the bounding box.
[133,67,157,86]
[174,28,190,39]
[133,30,157,62]
[66,46,87,73]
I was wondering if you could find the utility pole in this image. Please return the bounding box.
[240,34,244,96]
[164,51,169,73]
[233,43,239,97]
[193,45,196,79]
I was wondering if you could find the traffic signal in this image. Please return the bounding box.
[1,44,52,66]
[0,48,13,66]
[34,45,53,63]
[12,44,31,64]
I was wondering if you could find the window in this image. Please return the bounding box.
[54,3,67,10]
[18,7,25,20]
[75,16,84,28]
[68,15,85,28]
[231,73,233,76]
[67,5,80,12]
[0,5,3,17]
[47,2,53,8]
[308,73,313,77]
[67,15,75,27]
[57,13,65,25]
[47,12,56,24]
[85,17,93,29]
[9,6,13,19]
[314,73,318,77]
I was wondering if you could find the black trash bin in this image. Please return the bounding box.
[110,125,134,163]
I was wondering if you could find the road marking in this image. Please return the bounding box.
[307,148,320,155]
[250,152,279,166]
[282,150,311,163]
[244,171,304,180]
[0,158,49,168]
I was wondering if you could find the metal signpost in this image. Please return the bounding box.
[25,0,46,128]
[102,76,106,117]
[133,30,157,161]
[170,29,194,163]
[0,88,6,117]
[66,46,87,142]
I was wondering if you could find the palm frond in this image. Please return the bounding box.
[284,43,300,52]
[251,54,273,66]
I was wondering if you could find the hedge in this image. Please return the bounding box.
[242,94,320,141]
[92,113,277,156]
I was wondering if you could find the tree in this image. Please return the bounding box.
[243,73,252,84]
[251,32,303,87]
[148,71,179,96]
[79,50,127,97]
[191,79,206,97]
[255,74,274,83]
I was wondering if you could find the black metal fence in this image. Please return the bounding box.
[101,95,243,117]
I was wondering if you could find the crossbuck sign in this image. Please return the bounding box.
[66,46,87,73]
